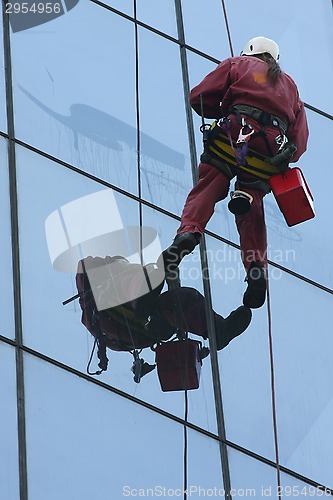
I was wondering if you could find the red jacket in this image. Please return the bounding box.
[190,56,309,162]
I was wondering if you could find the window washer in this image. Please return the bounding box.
[163,36,309,308]
[76,255,252,353]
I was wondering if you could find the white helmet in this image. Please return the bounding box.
[241,36,279,61]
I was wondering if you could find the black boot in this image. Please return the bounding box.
[214,306,252,350]
[243,262,267,309]
[162,232,198,270]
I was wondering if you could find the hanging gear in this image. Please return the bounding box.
[269,167,315,226]
[229,104,288,136]
[198,96,314,227]
[241,36,279,61]
[153,328,208,392]
[204,103,290,182]
[228,189,254,215]
[269,142,297,171]
[154,337,203,392]
[86,309,109,375]
[131,350,156,383]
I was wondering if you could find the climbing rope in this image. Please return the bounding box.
[219,1,282,491]
[264,206,282,497]
[184,389,188,500]
[134,1,141,238]
[266,265,282,495]
[220,0,234,57]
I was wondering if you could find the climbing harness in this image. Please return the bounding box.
[235,117,255,165]
[230,104,288,135]
[203,103,289,181]
[131,349,156,383]
[199,101,315,223]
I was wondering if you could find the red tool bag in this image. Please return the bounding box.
[268,167,315,227]
[155,339,202,392]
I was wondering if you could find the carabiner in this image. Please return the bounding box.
[236,118,254,144]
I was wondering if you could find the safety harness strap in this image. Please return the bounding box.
[229,104,288,135]
[236,177,271,195]
[207,124,281,179]
[200,151,236,180]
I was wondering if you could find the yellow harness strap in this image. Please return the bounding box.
[208,121,280,180]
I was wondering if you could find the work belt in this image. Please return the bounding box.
[229,104,288,135]
[205,125,281,180]
[200,151,270,193]
[203,101,291,181]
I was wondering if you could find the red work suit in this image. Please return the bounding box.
[178,55,309,270]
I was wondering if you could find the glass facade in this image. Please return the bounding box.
[1,1,332,499]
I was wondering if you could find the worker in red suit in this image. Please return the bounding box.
[163,36,309,308]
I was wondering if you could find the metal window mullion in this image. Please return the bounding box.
[174,1,232,497]
[1,3,28,500]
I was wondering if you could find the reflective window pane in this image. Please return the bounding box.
[181,0,230,59]
[137,0,177,37]
[280,472,331,497]
[0,342,20,500]
[229,448,331,497]
[5,0,332,491]
[270,267,333,487]
[139,28,194,215]
[205,235,276,461]
[11,1,138,194]
[187,429,223,493]
[266,109,333,289]
[266,110,333,290]
[16,144,140,370]
[24,353,184,500]
[97,0,133,16]
[0,137,15,339]
[142,205,217,434]
[206,230,333,483]
[229,448,280,495]
[16,145,218,433]
[226,0,333,114]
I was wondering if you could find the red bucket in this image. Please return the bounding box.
[269,167,315,227]
[155,339,202,392]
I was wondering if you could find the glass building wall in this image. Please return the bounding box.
[1,0,332,498]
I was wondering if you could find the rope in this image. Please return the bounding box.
[133,0,155,301]
[183,389,188,500]
[83,0,145,373]
[218,3,282,485]
[133,0,145,270]
[86,5,149,365]
[220,0,234,57]
[264,205,282,496]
